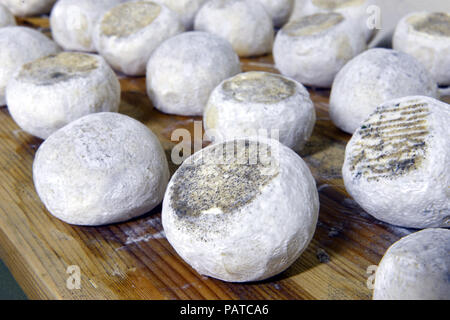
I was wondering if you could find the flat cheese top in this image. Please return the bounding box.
[18,52,98,85]
[221,72,295,104]
[100,1,161,38]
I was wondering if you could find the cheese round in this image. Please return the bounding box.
[162,137,319,282]
[342,96,450,229]
[7,52,121,140]
[373,228,450,300]
[203,71,316,151]
[153,0,209,30]
[0,0,56,16]
[273,12,366,88]
[329,48,438,134]
[393,12,450,86]
[50,0,124,52]
[0,3,15,27]
[146,31,241,116]
[194,0,274,57]
[289,0,376,41]
[94,1,184,76]
[257,0,294,28]
[33,112,170,226]
[0,26,60,106]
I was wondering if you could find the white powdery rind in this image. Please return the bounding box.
[373,228,450,300]
[6,52,121,140]
[162,137,319,282]
[94,1,184,76]
[50,0,125,52]
[0,0,56,16]
[0,3,15,27]
[33,112,170,226]
[342,96,450,229]
[194,0,274,57]
[289,0,376,41]
[146,31,241,116]
[329,48,438,134]
[274,12,366,88]
[393,12,450,86]
[0,26,60,106]
[153,0,209,30]
[203,71,316,151]
[257,0,294,28]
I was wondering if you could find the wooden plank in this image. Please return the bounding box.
[0,17,420,300]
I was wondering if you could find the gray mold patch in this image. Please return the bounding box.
[18,52,98,85]
[284,12,344,37]
[411,13,450,37]
[349,100,430,182]
[100,2,161,38]
[170,140,279,242]
[221,72,295,104]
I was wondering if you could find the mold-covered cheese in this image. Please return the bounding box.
[204,71,315,151]
[194,0,274,57]
[50,0,125,52]
[94,1,184,76]
[393,12,450,86]
[342,96,449,228]
[373,228,450,300]
[274,12,366,88]
[33,112,170,226]
[146,31,241,116]
[6,52,121,139]
[329,48,438,134]
[0,26,60,105]
[162,137,319,282]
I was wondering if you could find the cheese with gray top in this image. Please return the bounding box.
[162,137,319,282]
[6,52,121,139]
[393,12,450,86]
[50,0,125,52]
[342,96,449,229]
[274,12,366,88]
[203,71,315,152]
[194,0,274,57]
[94,1,184,76]
[0,26,60,106]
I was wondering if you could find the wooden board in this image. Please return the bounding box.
[0,17,433,300]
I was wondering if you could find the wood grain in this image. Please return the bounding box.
[0,17,427,300]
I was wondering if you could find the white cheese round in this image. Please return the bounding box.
[373,228,450,300]
[393,12,450,86]
[94,1,184,76]
[203,71,316,151]
[329,48,438,134]
[50,0,124,52]
[274,12,366,88]
[0,0,56,16]
[0,26,60,106]
[153,0,209,30]
[0,3,15,27]
[146,31,241,116]
[257,0,294,28]
[33,112,170,226]
[289,0,376,41]
[162,137,319,282]
[342,96,450,229]
[7,52,121,140]
[194,0,274,57]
